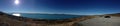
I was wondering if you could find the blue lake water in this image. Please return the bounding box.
[9,13,81,19]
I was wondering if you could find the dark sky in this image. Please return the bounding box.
[0,0,120,15]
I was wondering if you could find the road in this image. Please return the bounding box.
[79,16,120,26]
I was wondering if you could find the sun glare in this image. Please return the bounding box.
[12,13,21,16]
[15,0,19,5]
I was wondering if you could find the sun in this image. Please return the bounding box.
[15,0,19,5]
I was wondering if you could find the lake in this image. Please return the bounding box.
[9,13,81,20]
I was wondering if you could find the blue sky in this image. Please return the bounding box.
[0,0,120,15]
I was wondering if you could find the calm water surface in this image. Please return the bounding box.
[9,13,81,20]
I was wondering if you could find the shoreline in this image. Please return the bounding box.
[0,11,96,26]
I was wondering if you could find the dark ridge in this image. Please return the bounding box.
[0,11,5,15]
[116,13,120,14]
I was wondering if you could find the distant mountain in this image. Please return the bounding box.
[0,11,6,15]
[116,13,120,14]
